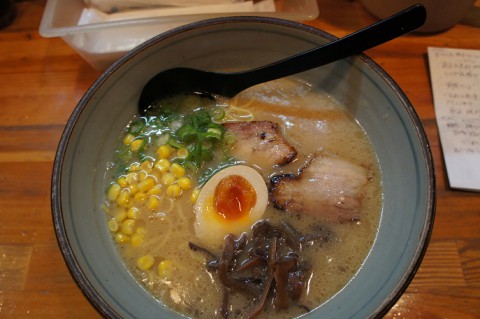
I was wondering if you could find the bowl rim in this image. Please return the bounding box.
[51,15,436,319]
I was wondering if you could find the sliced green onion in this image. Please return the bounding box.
[205,127,223,140]
[156,133,170,147]
[176,124,197,142]
[187,140,202,167]
[201,148,213,161]
[181,160,198,174]
[168,137,185,149]
[201,141,213,150]
[223,131,237,146]
[211,107,226,121]
[128,118,145,135]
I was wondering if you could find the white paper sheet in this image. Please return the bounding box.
[78,1,276,24]
[428,47,480,191]
[85,0,240,13]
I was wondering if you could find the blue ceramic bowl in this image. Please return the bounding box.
[51,16,435,319]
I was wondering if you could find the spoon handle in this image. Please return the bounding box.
[230,4,426,93]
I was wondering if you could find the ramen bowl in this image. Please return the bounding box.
[51,16,435,319]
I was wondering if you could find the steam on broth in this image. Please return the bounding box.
[103,78,382,319]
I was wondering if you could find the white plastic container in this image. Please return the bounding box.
[39,0,319,70]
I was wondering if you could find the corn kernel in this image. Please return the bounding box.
[116,189,130,207]
[176,147,189,159]
[137,255,155,271]
[140,160,153,173]
[190,189,200,204]
[169,163,185,178]
[137,170,148,181]
[160,172,175,185]
[166,184,182,198]
[158,260,174,278]
[127,207,140,220]
[128,163,140,172]
[107,183,121,202]
[147,196,160,210]
[114,207,127,222]
[128,184,138,196]
[134,192,148,203]
[130,139,145,152]
[131,233,144,247]
[123,133,135,145]
[148,185,162,196]
[117,176,128,188]
[115,232,130,244]
[177,177,192,190]
[154,159,171,173]
[107,218,119,232]
[138,177,156,193]
[126,172,138,185]
[156,145,171,159]
[121,219,135,235]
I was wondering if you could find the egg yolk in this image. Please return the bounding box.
[214,175,257,220]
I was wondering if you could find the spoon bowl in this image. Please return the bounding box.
[139,4,426,114]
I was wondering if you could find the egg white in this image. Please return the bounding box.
[193,165,268,247]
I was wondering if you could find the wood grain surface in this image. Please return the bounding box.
[0,0,479,318]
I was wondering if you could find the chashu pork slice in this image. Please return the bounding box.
[269,155,369,222]
[223,121,297,168]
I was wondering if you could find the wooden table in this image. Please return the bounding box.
[1,0,479,317]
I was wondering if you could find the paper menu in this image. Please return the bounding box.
[427,47,480,191]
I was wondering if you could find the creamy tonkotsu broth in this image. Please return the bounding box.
[103,78,382,319]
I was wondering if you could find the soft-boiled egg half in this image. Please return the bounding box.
[194,165,268,247]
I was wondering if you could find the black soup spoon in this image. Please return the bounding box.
[139,4,426,114]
